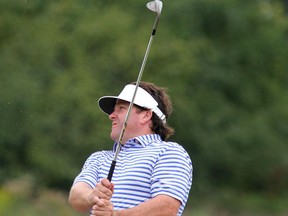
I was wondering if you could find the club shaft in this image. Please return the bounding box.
[107,13,161,182]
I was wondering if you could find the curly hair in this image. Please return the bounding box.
[131,81,175,141]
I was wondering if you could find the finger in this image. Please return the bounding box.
[101,178,113,189]
[91,196,106,207]
[91,202,113,215]
[96,188,112,200]
[101,178,115,194]
[95,183,113,199]
[90,210,110,216]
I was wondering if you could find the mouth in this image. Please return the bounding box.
[112,122,118,128]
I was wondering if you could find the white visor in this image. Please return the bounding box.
[98,84,166,123]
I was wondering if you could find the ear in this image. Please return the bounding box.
[141,110,153,124]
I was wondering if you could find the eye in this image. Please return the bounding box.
[115,104,126,111]
[119,105,127,110]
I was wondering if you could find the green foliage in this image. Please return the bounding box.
[0,0,288,202]
[0,176,87,216]
[1,177,287,216]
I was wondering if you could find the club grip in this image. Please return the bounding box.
[107,160,116,181]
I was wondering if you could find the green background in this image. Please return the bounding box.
[1,0,288,215]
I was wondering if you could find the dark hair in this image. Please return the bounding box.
[131,81,175,141]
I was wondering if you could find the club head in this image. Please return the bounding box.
[146,0,163,15]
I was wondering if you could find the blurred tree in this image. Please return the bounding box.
[160,0,288,194]
[0,0,287,197]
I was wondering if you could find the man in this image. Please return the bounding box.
[69,81,193,216]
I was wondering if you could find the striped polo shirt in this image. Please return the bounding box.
[74,134,193,215]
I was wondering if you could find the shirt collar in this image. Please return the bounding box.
[134,134,162,147]
[112,134,162,151]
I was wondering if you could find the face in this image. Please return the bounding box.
[109,100,152,143]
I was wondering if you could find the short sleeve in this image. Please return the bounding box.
[150,143,192,206]
[73,152,103,188]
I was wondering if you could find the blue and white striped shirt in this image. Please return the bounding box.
[74,134,193,215]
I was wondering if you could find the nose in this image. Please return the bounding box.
[109,111,116,120]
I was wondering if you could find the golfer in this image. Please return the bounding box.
[69,81,193,216]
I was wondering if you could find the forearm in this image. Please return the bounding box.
[69,182,93,212]
[114,195,180,216]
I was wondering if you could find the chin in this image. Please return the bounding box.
[110,133,119,142]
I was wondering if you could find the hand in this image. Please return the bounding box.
[100,178,114,194]
[88,179,114,207]
[90,199,114,216]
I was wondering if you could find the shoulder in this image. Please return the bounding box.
[155,141,192,166]
[162,141,191,157]
[89,150,113,158]
[83,150,113,167]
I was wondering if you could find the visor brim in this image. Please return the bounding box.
[98,96,118,115]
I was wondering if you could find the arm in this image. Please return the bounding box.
[115,194,181,216]
[92,194,180,216]
[69,179,114,212]
[69,182,94,212]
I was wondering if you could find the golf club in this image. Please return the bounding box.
[107,0,163,181]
